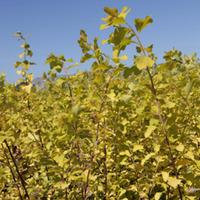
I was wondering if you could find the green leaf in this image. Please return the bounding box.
[104,7,118,17]
[66,58,74,62]
[80,29,88,42]
[81,53,93,63]
[14,61,21,68]
[134,16,153,32]
[135,56,154,70]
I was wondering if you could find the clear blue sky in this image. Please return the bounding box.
[0,0,199,82]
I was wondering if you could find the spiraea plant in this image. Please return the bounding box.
[0,6,199,200]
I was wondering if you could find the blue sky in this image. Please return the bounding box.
[0,0,200,82]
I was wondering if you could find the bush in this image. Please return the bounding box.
[0,7,200,199]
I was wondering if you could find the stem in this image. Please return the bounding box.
[126,23,183,199]
[2,144,23,200]
[83,169,90,200]
[103,144,108,200]
[95,74,113,146]
[4,140,30,200]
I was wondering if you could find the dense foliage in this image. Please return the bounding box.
[0,7,200,200]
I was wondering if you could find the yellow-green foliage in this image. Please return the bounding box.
[0,7,199,200]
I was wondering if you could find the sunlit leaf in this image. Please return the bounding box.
[135,56,154,70]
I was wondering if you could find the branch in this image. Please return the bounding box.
[1,144,23,200]
[4,140,30,200]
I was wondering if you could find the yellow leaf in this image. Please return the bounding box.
[153,144,160,153]
[176,143,184,152]
[100,24,108,30]
[161,171,169,182]
[129,185,137,191]
[144,125,156,138]
[135,56,154,70]
[185,151,195,160]
[118,6,131,19]
[27,73,33,82]
[113,49,119,58]
[120,55,128,61]
[154,192,162,200]
[102,39,108,45]
[18,52,24,59]
[167,177,181,188]
[21,84,32,93]
[133,144,143,152]
[16,70,22,75]
[141,153,155,166]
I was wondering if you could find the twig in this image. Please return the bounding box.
[1,144,23,200]
[4,140,30,200]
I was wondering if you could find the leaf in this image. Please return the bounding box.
[167,177,181,188]
[184,80,193,97]
[120,94,132,102]
[104,7,118,17]
[100,24,108,30]
[71,104,81,115]
[176,143,185,152]
[119,55,128,61]
[14,61,21,68]
[146,44,153,53]
[16,70,22,75]
[135,56,154,70]
[80,29,88,42]
[112,49,119,58]
[18,52,25,59]
[144,125,156,138]
[118,6,130,19]
[119,150,131,157]
[153,144,160,153]
[81,53,92,63]
[21,83,32,93]
[141,153,155,166]
[54,65,62,73]
[56,78,66,86]
[133,144,143,152]
[161,171,169,182]
[128,185,138,191]
[53,154,66,167]
[134,16,153,32]
[112,49,120,63]
[165,100,176,108]
[66,58,74,62]
[102,39,108,45]
[185,151,195,161]
[154,192,162,200]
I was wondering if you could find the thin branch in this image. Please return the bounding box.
[126,22,183,200]
[1,144,23,200]
[4,140,30,200]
